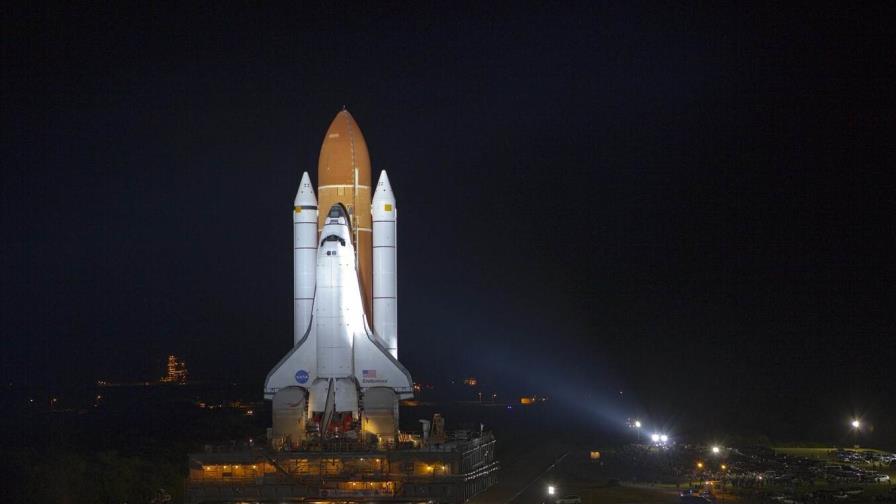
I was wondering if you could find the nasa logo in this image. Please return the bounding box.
[295,370,309,384]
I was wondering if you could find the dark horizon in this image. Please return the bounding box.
[2,3,893,443]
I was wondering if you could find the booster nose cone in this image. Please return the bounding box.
[372,170,395,207]
[294,171,318,207]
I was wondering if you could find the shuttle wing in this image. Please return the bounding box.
[264,306,414,400]
[264,314,317,399]
[354,317,414,398]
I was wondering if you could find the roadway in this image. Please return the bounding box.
[469,443,679,504]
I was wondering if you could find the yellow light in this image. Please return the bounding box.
[697,462,704,468]
[252,465,257,469]
[721,464,727,470]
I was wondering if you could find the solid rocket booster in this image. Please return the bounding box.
[293,172,318,345]
[372,171,398,358]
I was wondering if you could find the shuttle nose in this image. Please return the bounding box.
[327,203,348,221]
[324,203,351,228]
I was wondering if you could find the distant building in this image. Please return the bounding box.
[161,355,188,383]
[463,377,478,386]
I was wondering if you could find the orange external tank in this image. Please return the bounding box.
[316,109,374,317]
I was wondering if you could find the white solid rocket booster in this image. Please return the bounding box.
[372,171,398,358]
[293,172,318,345]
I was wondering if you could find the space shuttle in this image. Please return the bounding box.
[264,110,413,447]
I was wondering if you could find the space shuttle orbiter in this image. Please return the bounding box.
[264,110,412,447]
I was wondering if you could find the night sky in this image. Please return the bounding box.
[2,3,893,440]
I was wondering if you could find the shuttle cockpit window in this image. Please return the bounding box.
[322,234,346,246]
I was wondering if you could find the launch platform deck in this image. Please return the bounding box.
[186,432,499,503]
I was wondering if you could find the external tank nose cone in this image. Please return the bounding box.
[318,110,371,186]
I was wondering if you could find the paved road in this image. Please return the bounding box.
[469,442,571,504]
[504,452,570,504]
[470,444,680,504]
